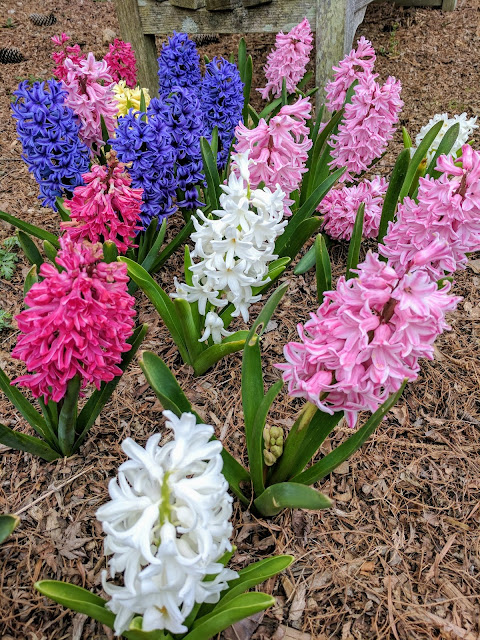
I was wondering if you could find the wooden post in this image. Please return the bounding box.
[315,0,349,107]
[441,0,456,9]
[114,0,159,97]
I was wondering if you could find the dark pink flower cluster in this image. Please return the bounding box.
[257,18,313,100]
[324,37,376,113]
[329,72,403,183]
[319,176,388,240]
[234,97,312,214]
[12,238,136,403]
[104,38,137,88]
[61,155,143,254]
[380,145,480,280]
[277,253,460,428]
[51,33,86,82]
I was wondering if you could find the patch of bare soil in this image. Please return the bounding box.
[0,1,479,639]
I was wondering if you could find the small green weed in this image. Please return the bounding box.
[0,309,12,331]
[2,17,15,28]
[379,23,400,58]
[0,236,20,280]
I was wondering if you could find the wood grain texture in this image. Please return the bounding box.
[170,0,206,9]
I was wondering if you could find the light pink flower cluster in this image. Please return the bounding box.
[329,72,403,183]
[324,37,376,113]
[62,52,118,150]
[380,145,480,280]
[319,176,388,240]
[52,33,86,82]
[12,237,136,403]
[234,97,312,214]
[258,18,313,100]
[277,252,460,428]
[61,154,143,254]
[104,38,137,88]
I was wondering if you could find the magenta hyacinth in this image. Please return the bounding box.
[51,33,86,83]
[11,238,136,403]
[258,18,313,100]
[234,97,312,214]
[324,37,376,113]
[329,71,403,183]
[380,145,480,280]
[319,176,388,240]
[61,155,143,254]
[104,38,137,88]
[277,253,460,428]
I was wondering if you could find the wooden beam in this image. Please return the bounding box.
[114,0,159,97]
[315,0,349,107]
[441,0,456,8]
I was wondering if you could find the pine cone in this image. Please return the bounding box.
[29,13,57,27]
[0,47,25,64]
[191,33,220,46]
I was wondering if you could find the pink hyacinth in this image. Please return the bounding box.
[276,252,460,428]
[104,39,137,88]
[62,52,118,150]
[51,33,86,83]
[258,18,313,100]
[61,154,143,254]
[329,71,403,183]
[234,97,312,214]
[380,145,480,280]
[319,176,388,240]
[11,237,136,404]
[324,37,376,113]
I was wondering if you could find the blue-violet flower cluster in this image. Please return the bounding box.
[157,31,202,96]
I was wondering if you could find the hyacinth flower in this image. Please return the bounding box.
[37,410,293,637]
[0,238,147,460]
[10,79,89,210]
[104,38,137,88]
[113,81,151,118]
[51,32,85,82]
[408,111,478,162]
[123,152,291,376]
[158,31,202,96]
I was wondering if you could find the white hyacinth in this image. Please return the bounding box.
[413,112,478,163]
[96,411,237,636]
[172,152,287,343]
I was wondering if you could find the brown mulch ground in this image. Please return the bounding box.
[0,1,480,639]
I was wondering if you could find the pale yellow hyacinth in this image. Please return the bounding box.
[113,81,151,118]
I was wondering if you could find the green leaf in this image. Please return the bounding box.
[0,211,60,248]
[258,97,283,120]
[138,217,159,265]
[17,231,43,269]
[57,375,80,457]
[315,233,332,301]
[345,202,365,279]
[140,220,167,274]
[140,351,195,418]
[281,77,288,106]
[121,258,190,364]
[0,514,20,544]
[55,197,71,222]
[35,581,115,628]
[23,264,38,298]
[100,114,111,152]
[150,218,193,274]
[192,334,248,377]
[74,324,148,448]
[399,120,443,201]
[200,137,221,211]
[172,298,205,365]
[0,424,59,461]
[43,240,59,267]
[292,381,407,485]
[184,593,275,640]
[254,482,332,517]
[280,217,322,263]
[102,241,118,264]
[377,148,410,242]
[139,89,147,114]
[402,126,412,149]
[0,368,50,441]
[425,122,460,179]
[247,104,260,127]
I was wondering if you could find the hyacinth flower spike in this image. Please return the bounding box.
[36,410,293,638]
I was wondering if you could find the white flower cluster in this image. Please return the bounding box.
[96,411,236,636]
[173,152,287,344]
[414,112,478,163]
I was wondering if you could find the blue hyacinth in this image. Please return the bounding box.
[201,57,244,170]
[11,79,90,210]
[158,32,202,96]
[111,110,177,229]
[149,88,206,210]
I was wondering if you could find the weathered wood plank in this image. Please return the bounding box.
[170,0,206,9]
[315,0,349,103]
[138,0,316,34]
[114,0,159,96]
[388,0,443,6]
[441,0,456,8]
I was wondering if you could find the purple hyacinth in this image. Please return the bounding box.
[201,57,244,169]
[157,32,202,96]
[11,79,89,210]
[111,110,176,229]
[149,88,206,210]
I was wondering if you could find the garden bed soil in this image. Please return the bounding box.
[0,1,479,639]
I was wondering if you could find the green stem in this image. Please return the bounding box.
[57,375,80,456]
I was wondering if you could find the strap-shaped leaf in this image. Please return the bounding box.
[172,298,204,364]
[258,97,283,120]
[0,210,60,248]
[402,126,412,149]
[151,218,194,274]
[0,514,20,544]
[0,424,59,461]
[102,241,118,264]
[0,368,49,441]
[377,148,410,243]
[17,231,43,269]
[35,581,115,628]
[292,381,407,485]
[399,120,443,201]
[184,593,275,640]
[140,351,196,418]
[23,264,38,298]
[200,137,221,210]
[140,220,167,274]
[254,482,332,517]
[55,197,71,222]
[138,217,159,265]
[192,333,249,377]
[57,375,80,457]
[425,122,460,179]
[247,104,260,127]
[43,240,59,268]
[279,216,322,262]
[315,233,332,301]
[345,202,365,279]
